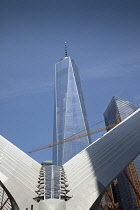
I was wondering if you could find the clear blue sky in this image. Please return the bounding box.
[0,0,140,163]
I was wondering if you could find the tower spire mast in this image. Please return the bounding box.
[65,41,68,57]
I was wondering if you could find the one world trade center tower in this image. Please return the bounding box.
[53,43,91,165]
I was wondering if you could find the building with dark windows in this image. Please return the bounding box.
[52,51,91,166]
[104,96,140,210]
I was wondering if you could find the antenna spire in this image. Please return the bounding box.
[65,41,68,57]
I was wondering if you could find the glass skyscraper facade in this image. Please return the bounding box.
[104,96,140,210]
[53,56,91,166]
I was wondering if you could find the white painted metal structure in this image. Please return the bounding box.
[0,136,41,209]
[0,109,140,209]
[64,108,140,210]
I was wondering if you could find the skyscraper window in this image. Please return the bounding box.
[53,54,91,166]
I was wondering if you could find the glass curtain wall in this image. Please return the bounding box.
[53,56,91,166]
[104,96,139,210]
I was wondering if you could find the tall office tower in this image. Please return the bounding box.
[53,48,91,166]
[104,96,140,210]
